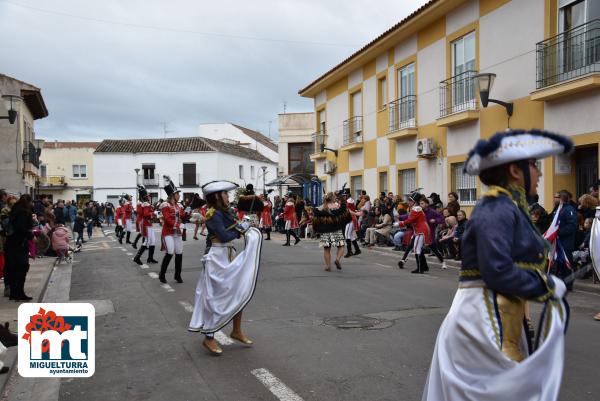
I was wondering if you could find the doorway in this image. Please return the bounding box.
[575,146,598,198]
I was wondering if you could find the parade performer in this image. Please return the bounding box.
[421,130,573,401]
[342,188,361,258]
[121,194,134,244]
[591,206,600,321]
[397,192,430,274]
[133,185,159,265]
[312,192,351,271]
[190,193,206,240]
[131,197,143,249]
[188,180,262,356]
[282,193,300,246]
[259,193,273,240]
[237,184,263,228]
[159,176,186,284]
[115,197,125,244]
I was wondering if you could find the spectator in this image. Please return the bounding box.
[439,216,458,259]
[530,204,551,234]
[578,194,598,220]
[551,190,578,290]
[429,192,444,210]
[420,198,446,267]
[64,200,76,231]
[0,196,17,296]
[51,223,71,261]
[53,201,66,225]
[446,192,460,217]
[5,194,34,300]
[364,207,392,248]
[73,210,86,246]
[357,209,369,242]
[105,202,115,226]
[0,190,6,210]
[589,181,599,199]
[572,217,592,268]
[453,210,468,260]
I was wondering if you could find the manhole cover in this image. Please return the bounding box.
[323,315,381,329]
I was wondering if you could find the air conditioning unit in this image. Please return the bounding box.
[417,138,436,157]
[324,161,336,175]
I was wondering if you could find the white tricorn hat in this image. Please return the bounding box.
[201,180,239,197]
[464,129,573,176]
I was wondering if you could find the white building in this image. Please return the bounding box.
[197,123,279,163]
[93,136,277,205]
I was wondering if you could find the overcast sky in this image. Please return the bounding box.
[1,0,428,141]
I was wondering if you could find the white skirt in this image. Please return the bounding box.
[422,283,567,401]
[188,227,262,334]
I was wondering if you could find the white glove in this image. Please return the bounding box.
[550,274,567,299]
[240,221,251,231]
[392,222,400,228]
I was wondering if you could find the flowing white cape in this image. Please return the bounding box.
[188,227,262,334]
[422,286,568,401]
[590,206,600,280]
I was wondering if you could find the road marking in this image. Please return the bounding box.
[121,248,128,252]
[576,289,600,298]
[178,301,194,313]
[141,264,149,269]
[126,252,133,256]
[214,331,234,345]
[160,283,175,292]
[251,368,304,401]
[148,272,159,279]
[375,263,392,269]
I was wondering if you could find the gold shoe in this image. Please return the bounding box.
[202,339,223,356]
[230,332,253,345]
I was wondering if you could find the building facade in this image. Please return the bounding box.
[300,0,600,212]
[277,112,316,177]
[93,136,277,205]
[197,123,279,163]
[0,74,48,196]
[38,141,99,207]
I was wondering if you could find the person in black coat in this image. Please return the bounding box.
[5,194,34,301]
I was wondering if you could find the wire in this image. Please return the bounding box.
[0,0,360,48]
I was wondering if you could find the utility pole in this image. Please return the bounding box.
[160,121,174,138]
[268,120,272,139]
[283,101,287,114]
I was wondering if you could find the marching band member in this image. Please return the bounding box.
[115,198,125,244]
[189,181,263,356]
[159,176,186,284]
[133,185,159,265]
[422,130,573,401]
[131,197,143,249]
[312,191,351,271]
[259,193,273,240]
[282,192,300,246]
[397,191,430,274]
[342,188,361,258]
[122,194,134,244]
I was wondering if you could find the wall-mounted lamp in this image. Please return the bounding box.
[1,94,23,124]
[474,73,513,117]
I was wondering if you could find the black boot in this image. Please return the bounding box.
[118,229,124,244]
[282,231,290,246]
[133,245,147,265]
[352,240,361,255]
[174,254,183,283]
[126,232,132,244]
[291,230,300,245]
[411,253,423,274]
[159,254,173,283]
[344,240,354,258]
[266,228,271,240]
[420,253,429,272]
[132,234,142,249]
[147,246,159,264]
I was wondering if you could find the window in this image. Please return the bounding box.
[398,63,416,123]
[72,165,87,178]
[182,163,196,186]
[351,91,362,118]
[251,166,255,179]
[379,171,388,193]
[398,168,416,195]
[239,165,244,179]
[40,164,47,178]
[378,76,387,110]
[142,164,155,179]
[451,162,477,204]
[451,32,476,108]
[318,109,326,133]
[288,143,315,174]
[351,175,363,200]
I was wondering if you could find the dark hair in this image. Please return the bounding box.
[478,164,510,187]
[420,197,430,205]
[206,191,228,211]
[448,192,459,200]
[11,194,33,215]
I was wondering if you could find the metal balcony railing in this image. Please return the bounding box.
[343,116,363,146]
[179,173,200,187]
[439,70,478,118]
[39,175,65,186]
[536,19,600,89]
[311,130,327,153]
[22,141,41,168]
[389,95,417,132]
[138,175,159,187]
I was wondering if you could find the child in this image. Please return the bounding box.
[73,210,86,246]
[51,224,71,262]
[573,217,592,267]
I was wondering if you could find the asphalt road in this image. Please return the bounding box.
[58,227,600,401]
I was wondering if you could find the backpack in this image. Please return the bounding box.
[0,216,14,237]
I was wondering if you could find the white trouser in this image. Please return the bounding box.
[126,219,133,232]
[143,229,156,247]
[413,233,425,254]
[344,222,356,241]
[163,234,183,255]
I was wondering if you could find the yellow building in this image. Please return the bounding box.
[38,141,100,208]
[300,0,600,213]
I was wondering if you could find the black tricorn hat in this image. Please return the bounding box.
[137,185,148,199]
[163,175,180,197]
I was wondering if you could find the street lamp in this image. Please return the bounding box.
[474,73,513,116]
[0,94,23,124]
[261,166,267,194]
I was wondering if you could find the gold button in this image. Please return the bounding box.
[538,253,543,259]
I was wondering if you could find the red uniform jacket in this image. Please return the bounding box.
[261,200,272,228]
[283,201,299,229]
[160,201,185,237]
[115,206,123,223]
[135,202,143,232]
[346,199,359,231]
[141,202,154,236]
[399,206,431,245]
[123,202,133,220]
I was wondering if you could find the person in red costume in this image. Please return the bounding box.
[159,176,186,283]
[342,188,361,258]
[131,198,144,249]
[115,200,124,240]
[119,194,134,244]
[397,192,431,274]
[133,185,159,266]
[259,193,273,240]
[282,192,300,246]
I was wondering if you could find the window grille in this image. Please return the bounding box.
[451,162,477,204]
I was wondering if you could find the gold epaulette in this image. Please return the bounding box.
[482,185,511,198]
[205,207,216,220]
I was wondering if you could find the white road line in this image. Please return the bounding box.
[161,283,175,292]
[214,331,234,345]
[375,263,392,269]
[148,272,159,279]
[178,301,194,313]
[251,368,304,401]
[141,264,149,269]
[121,248,128,252]
[126,252,133,256]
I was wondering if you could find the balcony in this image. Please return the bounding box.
[437,70,479,127]
[138,175,159,187]
[179,173,200,187]
[39,175,66,187]
[22,141,41,175]
[387,95,418,140]
[532,19,600,101]
[310,130,328,160]
[341,116,363,151]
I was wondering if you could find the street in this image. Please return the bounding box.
[50,227,600,401]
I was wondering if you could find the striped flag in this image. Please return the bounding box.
[544,204,571,271]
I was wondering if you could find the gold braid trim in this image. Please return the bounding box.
[460,269,482,278]
[205,207,216,220]
[483,288,502,349]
